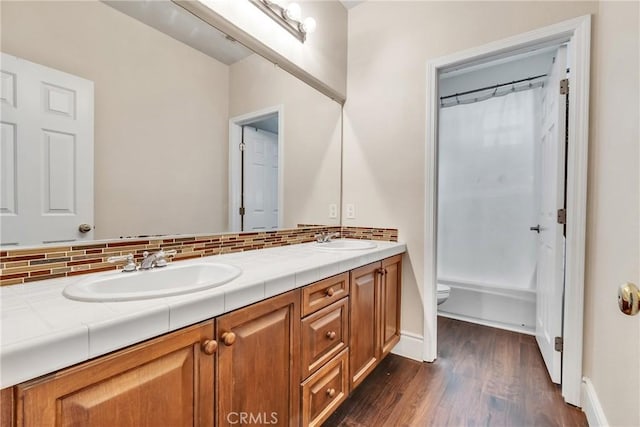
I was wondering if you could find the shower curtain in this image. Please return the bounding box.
[437,88,540,290]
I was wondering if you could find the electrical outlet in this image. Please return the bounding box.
[329,204,338,219]
[346,204,355,219]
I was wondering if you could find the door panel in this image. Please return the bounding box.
[217,290,299,427]
[58,348,194,427]
[535,45,567,384]
[349,262,379,390]
[243,127,278,231]
[0,53,94,246]
[380,255,402,356]
[16,321,214,427]
[0,122,17,214]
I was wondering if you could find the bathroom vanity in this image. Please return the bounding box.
[0,240,404,427]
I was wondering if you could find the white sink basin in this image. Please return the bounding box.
[63,262,242,302]
[314,239,377,251]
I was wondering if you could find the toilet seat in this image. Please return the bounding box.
[437,284,450,295]
[437,284,450,305]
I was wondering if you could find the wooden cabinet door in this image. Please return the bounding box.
[15,321,215,427]
[349,262,381,390]
[216,290,300,427]
[380,255,402,356]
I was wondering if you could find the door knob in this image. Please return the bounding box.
[78,223,92,233]
[618,282,639,316]
[529,225,541,233]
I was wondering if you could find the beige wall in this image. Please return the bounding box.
[583,1,640,424]
[199,0,348,98]
[1,0,230,239]
[343,1,638,424]
[229,54,342,227]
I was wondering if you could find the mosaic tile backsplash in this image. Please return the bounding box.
[0,226,398,286]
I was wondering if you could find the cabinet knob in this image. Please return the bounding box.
[325,287,335,297]
[221,331,236,346]
[377,268,384,276]
[326,388,336,398]
[201,339,218,355]
[326,331,337,340]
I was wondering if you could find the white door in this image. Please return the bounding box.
[535,45,567,384]
[1,53,94,246]
[242,127,278,231]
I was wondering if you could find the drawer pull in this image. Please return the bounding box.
[326,331,337,340]
[201,339,218,355]
[325,287,335,297]
[221,332,236,346]
[326,388,336,398]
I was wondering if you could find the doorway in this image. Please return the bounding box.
[424,16,591,406]
[229,106,284,232]
[436,45,568,385]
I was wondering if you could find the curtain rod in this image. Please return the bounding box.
[440,73,547,100]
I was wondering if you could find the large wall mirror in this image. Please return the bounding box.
[0,0,342,247]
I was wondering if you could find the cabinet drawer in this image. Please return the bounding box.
[301,272,349,316]
[301,297,349,379]
[301,349,349,427]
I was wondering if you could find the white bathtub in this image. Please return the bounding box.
[437,278,536,334]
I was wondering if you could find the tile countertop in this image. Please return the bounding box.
[0,239,405,389]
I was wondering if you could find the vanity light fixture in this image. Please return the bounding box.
[249,0,317,43]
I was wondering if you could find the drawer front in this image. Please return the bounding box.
[301,272,349,317]
[301,297,349,379]
[301,349,349,427]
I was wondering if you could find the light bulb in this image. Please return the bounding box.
[283,3,301,20]
[300,16,316,34]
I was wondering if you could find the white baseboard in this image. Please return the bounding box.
[582,377,609,426]
[391,331,423,361]
[437,312,536,336]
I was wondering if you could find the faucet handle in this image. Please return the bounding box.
[154,249,177,267]
[107,253,137,272]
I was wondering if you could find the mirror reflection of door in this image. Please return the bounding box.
[237,112,279,232]
[242,126,278,231]
[1,53,94,246]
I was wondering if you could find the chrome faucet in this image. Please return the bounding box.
[315,231,340,243]
[140,249,177,270]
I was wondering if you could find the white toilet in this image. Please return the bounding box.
[437,284,451,305]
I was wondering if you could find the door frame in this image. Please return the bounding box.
[423,15,591,406]
[228,105,284,232]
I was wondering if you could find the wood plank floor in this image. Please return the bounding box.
[325,317,587,426]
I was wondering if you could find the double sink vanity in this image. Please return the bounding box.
[1,238,405,426]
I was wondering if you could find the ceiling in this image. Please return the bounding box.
[104,0,253,65]
[339,0,366,10]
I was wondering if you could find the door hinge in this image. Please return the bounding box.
[239,206,245,216]
[554,336,564,352]
[239,142,246,151]
[557,208,567,225]
[560,78,569,95]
